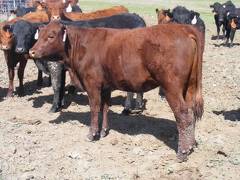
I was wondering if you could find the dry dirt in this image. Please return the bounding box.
[0,9,240,180]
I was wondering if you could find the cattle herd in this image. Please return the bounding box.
[0,0,238,162]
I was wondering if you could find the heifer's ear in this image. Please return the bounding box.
[156,8,159,13]
[190,12,198,25]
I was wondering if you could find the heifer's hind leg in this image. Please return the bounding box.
[100,89,111,138]
[165,90,195,162]
[17,59,27,96]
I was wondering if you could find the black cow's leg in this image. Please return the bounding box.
[17,59,27,96]
[6,65,15,97]
[47,61,65,113]
[225,27,231,46]
[217,24,220,39]
[229,28,236,47]
[37,70,43,87]
[135,92,144,111]
[100,89,111,138]
[122,92,134,115]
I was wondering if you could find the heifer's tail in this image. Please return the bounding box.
[189,32,204,121]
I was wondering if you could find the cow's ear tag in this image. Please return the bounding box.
[34,29,39,40]
[63,30,67,42]
[191,15,197,25]
[223,5,226,8]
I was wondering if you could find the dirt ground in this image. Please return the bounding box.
[0,4,240,180]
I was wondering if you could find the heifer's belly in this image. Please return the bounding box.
[104,54,159,92]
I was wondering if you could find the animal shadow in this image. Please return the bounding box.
[211,35,225,40]
[213,109,240,121]
[50,110,178,152]
[213,42,240,47]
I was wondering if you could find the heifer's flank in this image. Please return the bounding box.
[30,22,204,162]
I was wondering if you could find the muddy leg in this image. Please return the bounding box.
[48,61,65,113]
[100,89,111,138]
[165,91,196,162]
[122,92,134,115]
[17,59,27,96]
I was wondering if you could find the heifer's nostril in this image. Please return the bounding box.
[52,16,60,20]
[16,47,24,53]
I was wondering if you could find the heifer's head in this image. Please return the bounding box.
[210,2,227,23]
[0,23,14,50]
[156,8,172,24]
[29,21,66,59]
[44,0,69,20]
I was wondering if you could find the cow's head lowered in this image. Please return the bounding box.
[29,21,66,59]
[43,0,70,20]
[155,8,172,24]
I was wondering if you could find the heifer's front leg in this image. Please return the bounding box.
[122,92,134,115]
[217,25,220,39]
[7,66,15,97]
[17,59,27,96]
[100,89,111,138]
[86,87,101,141]
[165,91,196,162]
[47,61,65,113]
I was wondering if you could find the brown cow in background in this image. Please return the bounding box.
[44,0,128,21]
[30,21,204,162]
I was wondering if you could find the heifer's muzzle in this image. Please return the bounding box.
[15,47,26,53]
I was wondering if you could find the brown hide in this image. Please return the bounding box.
[63,6,128,21]
[30,21,204,161]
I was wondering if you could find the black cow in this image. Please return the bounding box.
[171,6,205,34]
[6,13,146,113]
[15,6,36,17]
[210,1,236,39]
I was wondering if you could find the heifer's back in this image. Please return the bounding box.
[66,24,202,93]
[63,5,128,21]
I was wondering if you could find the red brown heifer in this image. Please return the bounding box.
[45,0,128,21]
[29,21,204,162]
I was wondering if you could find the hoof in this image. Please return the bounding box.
[177,151,188,163]
[18,89,24,97]
[121,109,131,116]
[100,129,109,138]
[48,106,61,113]
[6,91,14,98]
[86,132,99,142]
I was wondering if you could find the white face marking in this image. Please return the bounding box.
[66,4,73,12]
[63,30,67,42]
[34,29,39,40]
[191,15,197,25]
